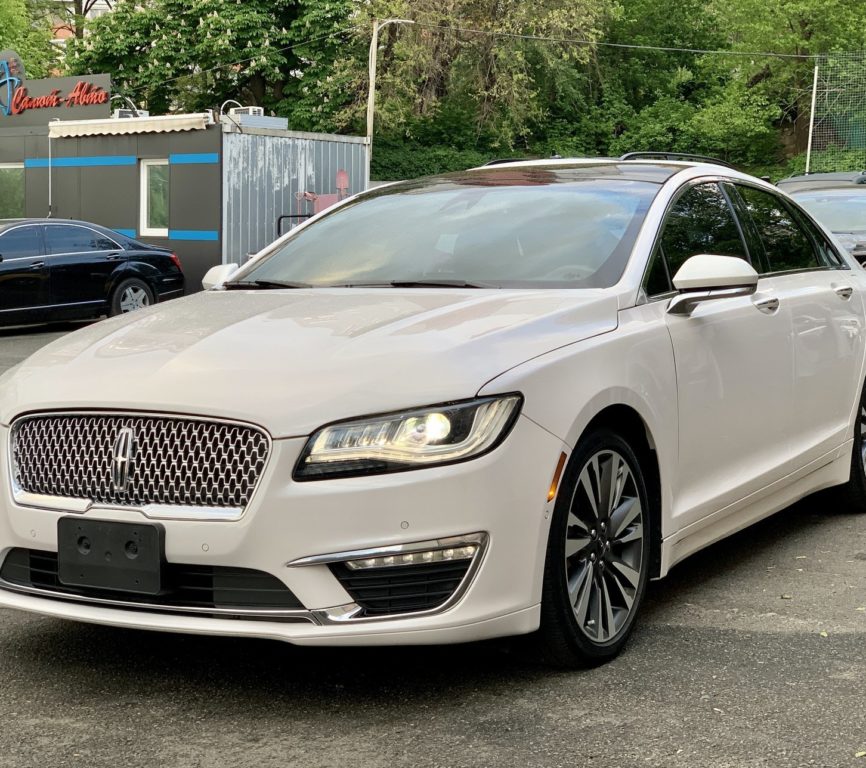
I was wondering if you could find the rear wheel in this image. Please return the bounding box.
[110,278,154,316]
[834,382,866,513]
[537,428,651,667]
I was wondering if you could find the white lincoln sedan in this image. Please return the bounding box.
[1,157,864,667]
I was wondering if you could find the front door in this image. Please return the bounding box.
[0,224,49,316]
[44,223,123,307]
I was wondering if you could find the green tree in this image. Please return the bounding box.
[67,0,300,113]
[0,0,55,78]
[332,0,615,150]
[711,0,866,153]
[279,0,361,132]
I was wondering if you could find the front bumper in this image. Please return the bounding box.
[0,415,565,646]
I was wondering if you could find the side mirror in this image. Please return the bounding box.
[668,254,758,316]
[202,263,239,291]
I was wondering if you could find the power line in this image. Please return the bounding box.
[407,19,821,60]
[111,14,823,100]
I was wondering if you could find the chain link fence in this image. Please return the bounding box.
[808,52,866,173]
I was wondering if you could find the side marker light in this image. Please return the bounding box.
[548,452,568,502]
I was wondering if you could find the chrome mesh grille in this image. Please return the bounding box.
[11,414,270,509]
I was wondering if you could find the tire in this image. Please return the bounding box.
[536,428,652,668]
[110,277,155,316]
[833,382,866,513]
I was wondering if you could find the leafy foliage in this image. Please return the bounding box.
[52,0,866,179]
[1,0,55,78]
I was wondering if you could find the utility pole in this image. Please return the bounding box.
[366,18,414,171]
[806,64,819,175]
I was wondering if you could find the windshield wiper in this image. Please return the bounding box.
[223,279,313,290]
[388,279,495,288]
[326,279,495,289]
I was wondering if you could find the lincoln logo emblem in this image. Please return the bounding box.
[111,427,136,493]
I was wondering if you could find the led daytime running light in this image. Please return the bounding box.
[345,544,478,570]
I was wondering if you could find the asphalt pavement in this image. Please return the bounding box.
[0,323,864,768]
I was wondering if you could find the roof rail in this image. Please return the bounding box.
[619,152,736,170]
[482,157,531,166]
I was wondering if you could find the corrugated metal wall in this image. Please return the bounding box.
[221,130,369,264]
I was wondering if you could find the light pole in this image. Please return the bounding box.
[366,18,415,172]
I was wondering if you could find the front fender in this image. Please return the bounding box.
[478,302,678,538]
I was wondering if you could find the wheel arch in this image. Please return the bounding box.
[107,263,160,299]
[576,403,663,579]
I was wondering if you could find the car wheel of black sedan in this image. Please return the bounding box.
[538,428,651,668]
[111,278,154,316]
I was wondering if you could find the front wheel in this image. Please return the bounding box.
[537,428,652,667]
[110,277,154,316]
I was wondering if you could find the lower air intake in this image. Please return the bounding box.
[329,559,473,616]
[0,548,303,615]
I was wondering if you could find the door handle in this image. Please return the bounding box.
[754,297,780,314]
[835,285,854,300]
[29,261,45,270]
[105,253,121,262]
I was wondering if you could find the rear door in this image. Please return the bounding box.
[44,223,124,307]
[652,181,796,529]
[732,183,866,465]
[0,224,49,315]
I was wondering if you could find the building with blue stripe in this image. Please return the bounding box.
[1,109,369,291]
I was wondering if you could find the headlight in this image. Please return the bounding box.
[293,394,522,480]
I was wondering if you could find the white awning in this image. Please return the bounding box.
[48,113,212,138]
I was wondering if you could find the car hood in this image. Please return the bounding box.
[0,289,618,437]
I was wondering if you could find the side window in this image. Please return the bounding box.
[45,225,117,254]
[736,185,820,273]
[644,247,672,296]
[788,206,845,268]
[0,226,42,258]
[658,182,748,282]
[0,163,24,218]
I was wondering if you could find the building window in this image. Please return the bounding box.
[140,159,169,237]
[0,163,25,219]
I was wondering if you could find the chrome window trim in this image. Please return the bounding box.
[42,222,123,253]
[8,410,273,519]
[0,222,124,259]
[0,223,43,260]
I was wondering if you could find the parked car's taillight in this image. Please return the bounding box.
[169,252,182,271]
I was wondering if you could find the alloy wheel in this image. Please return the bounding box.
[119,286,151,313]
[564,449,645,644]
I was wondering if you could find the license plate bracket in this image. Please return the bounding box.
[57,518,164,595]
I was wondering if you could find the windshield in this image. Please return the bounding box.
[239,174,659,289]
[791,189,866,232]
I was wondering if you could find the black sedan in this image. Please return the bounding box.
[0,219,184,325]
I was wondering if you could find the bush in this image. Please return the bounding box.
[370,142,501,180]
